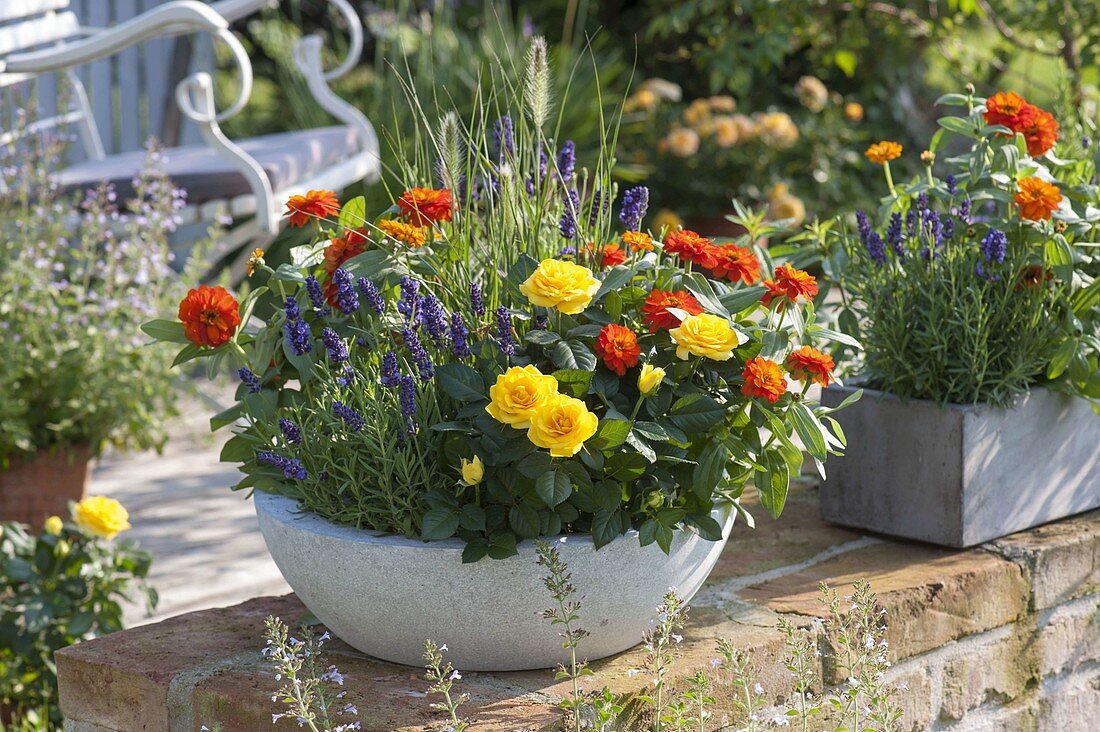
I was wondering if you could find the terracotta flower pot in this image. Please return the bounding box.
[0,444,93,528]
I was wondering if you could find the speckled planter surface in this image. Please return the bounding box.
[255,491,734,671]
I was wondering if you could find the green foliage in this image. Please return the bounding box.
[824,89,1100,406]
[0,122,199,462]
[0,521,155,726]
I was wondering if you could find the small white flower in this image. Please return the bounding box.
[772,714,790,727]
[671,633,684,644]
[709,658,722,669]
[448,670,462,681]
[440,644,448,652]
[627,668,640,677]
[754,682,765,695]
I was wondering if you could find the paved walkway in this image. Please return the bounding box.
[89,388,290,626]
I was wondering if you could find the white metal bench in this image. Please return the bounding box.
[0,0,380,273]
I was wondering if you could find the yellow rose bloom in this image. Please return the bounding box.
[527,394,599,458]
[637,364,666,395]
[460,456,484,486]
[43,515,63,535]
[669,313,745,361]
[72,496,131,539]
[519,259,600,315]
[486,365,559,428]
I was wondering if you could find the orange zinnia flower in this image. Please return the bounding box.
[1016,264,1052,291]
[761,263,819,307]
[1020,107,1059,157]
[285,190,340,227]
[377,219,427,247]
[865,141,902,164]
[322,232,369,306]
[709,244,760,285]
[397,187,453,227]
[599,243,628,268]
[741,356,787,404]
[663,229,719,270]
[983,91,1034,131]
[594,324,641,377]
[1015,176,1062,221]
[178,285,240,348]
[641,289,704,333]
[623,231,655,252]
[786,346,835,387]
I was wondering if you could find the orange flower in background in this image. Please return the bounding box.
[245,248,265,277]
[594,324,641,376]
[397,187,453,227]
[641,289,704,332]
[865,141,902,164]
[741,357,787,404]
[1020,107,1059,157]
[285,190,339,227]
[663,229,718,269]
[786,346,835,387]
[178,285,240,348]
[1015,176,1062,221]
[1016,264,1052,291]
[377,219,427,248]
[761,263,819,307]
[623,231,655,252]
[983,91,1035,131]
[709,244,760,285]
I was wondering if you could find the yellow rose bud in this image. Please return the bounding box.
[637,363,666,395]
[519,259,601,315]
[43,515,63,536]
[460,456,484,486]
[669,313,745,361]
[486,365,559,428]
[526,394,599,458]
[72,495,131,539]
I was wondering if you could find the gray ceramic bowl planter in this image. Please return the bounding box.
[254,491,735,671]
[820,383,1100,547]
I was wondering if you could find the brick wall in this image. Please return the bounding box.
[57,485,1099,731]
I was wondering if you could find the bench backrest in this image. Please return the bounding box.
[0,0,106,161]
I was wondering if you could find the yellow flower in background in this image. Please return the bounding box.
[795,75,829,113]
[844,102,864,122]
[43,515,63,535]
[72,496,131,539]
[866,140,903,164]
[683,98,712,127]
[757,112,799,148]
[625,88,659,113]
[707,95,737,113]
[767,183,790,201]
[637,364,666,395]
[519,259,600,315]
[486,365,559,428]
[460,456,484,486]
[767,191,806,228]
[664,127,700,157]
[731,114,758,141]
[670,313,745,361]
[526,394,599,457]
[712,116,741,148]
[652,209,683,233]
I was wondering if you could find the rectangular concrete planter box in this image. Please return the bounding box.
[820,383,1100,547]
